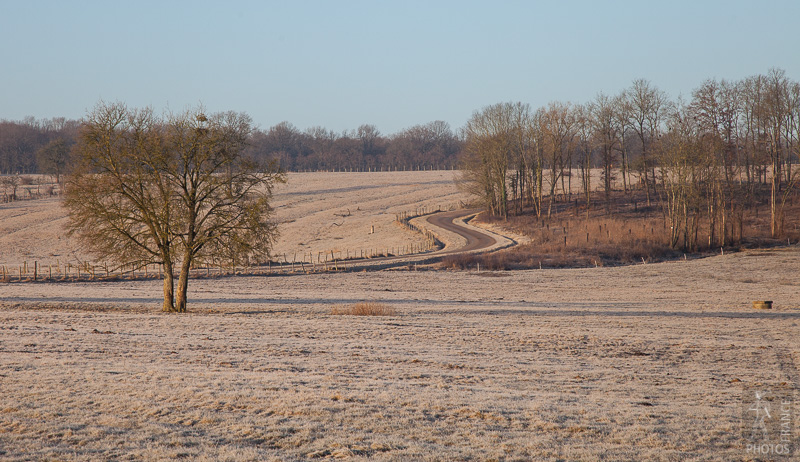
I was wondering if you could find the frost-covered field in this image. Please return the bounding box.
[2,247,799,460]
[1,170,799,460]
[0,171,471,269]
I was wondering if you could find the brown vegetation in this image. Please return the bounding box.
[445,187,800,270]
[456,69,800,269]
[330,301,397,316]
[459,69,800,256]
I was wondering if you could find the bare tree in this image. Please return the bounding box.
[627,79,670,205]
[538,102,577,217]
[65,102,285,312]
[574,104,594,217]
[36,138,72,185]
[507,104,537,215]
[304,126,339,170]
[0,174,21,202]
[613,91,632,193]
[388,121,461,171]
[590,93,622,211]
[460,103,533,219]
[657,103,699,250]
[763,68,794,236]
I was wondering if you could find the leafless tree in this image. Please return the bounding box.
[36,138,72,185]
[538,102,577,217]
[627,79,670,205]
[574,104,594,216]
[65,102,285,312]
[613,91,632,193]
[460,103,533,219]
[0,174,21,202]
[590,93,622,211]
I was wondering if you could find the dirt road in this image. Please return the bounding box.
[424,208,497,254]
[334,208,509,271]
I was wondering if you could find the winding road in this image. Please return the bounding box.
[341,208,509,271]
[423,208,498,254]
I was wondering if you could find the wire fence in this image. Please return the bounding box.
[1,203,464,283]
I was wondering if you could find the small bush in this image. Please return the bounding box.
[330,302,396,316]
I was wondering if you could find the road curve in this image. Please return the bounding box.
[317,208,507,271]
[424,208,498,254]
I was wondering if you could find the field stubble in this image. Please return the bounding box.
[1,171,799,460]
[1,246,799,460]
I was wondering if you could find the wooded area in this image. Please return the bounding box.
[460,68,800,251]
[2,68,798,254]
[0,117,462,176]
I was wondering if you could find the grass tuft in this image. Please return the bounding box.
[330,301,397,316]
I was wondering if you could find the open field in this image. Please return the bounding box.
[0,171,471,269]
[1,171,799,460]
[2,248,800,460]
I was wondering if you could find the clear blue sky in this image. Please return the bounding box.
[1,0,798,134]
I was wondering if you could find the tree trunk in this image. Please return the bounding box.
[162,260,176,312]
[176,252,192,313]
[771,162,779,238]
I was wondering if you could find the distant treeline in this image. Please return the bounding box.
[246,121,462,172]
[0,117,80,175]
[0,117,463,175]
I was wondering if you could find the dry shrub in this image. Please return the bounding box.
[461,194,690,270]
[330,301,396,316]
[446,211,681,270]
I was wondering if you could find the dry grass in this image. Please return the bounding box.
[1,248,800,459]
[2,171,799,460]
[330,301,397,316]
[466,187,800,270]
[0,171,471,269]
[445,215,678,270]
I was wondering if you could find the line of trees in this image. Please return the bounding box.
[245,120,462,171]
[0,117,462,176]
[0,117,79,179]
[460,68,800,251]
[3,68,798,254]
